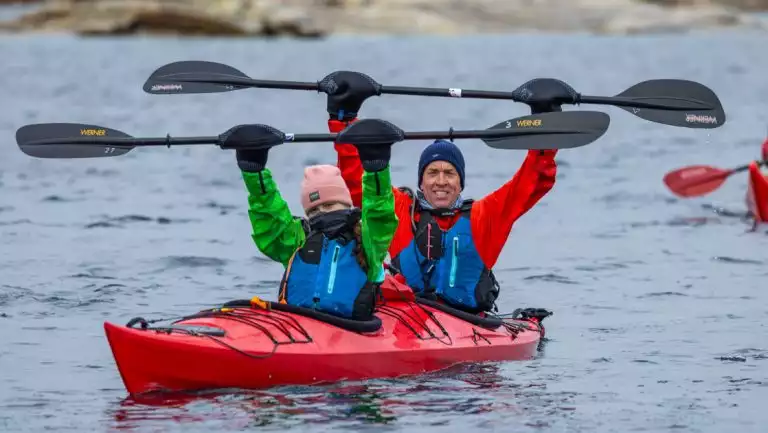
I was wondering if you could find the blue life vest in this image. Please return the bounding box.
[391,192,499,313]
[279,212,382,320]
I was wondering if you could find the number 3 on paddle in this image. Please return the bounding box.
[505,121,512,128]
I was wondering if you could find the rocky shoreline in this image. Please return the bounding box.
[0,0,766,37]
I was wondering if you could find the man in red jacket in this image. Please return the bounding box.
[323,72,559,314]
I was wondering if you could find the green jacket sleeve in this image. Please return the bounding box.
[241,168,305,267]
[360,166,398,282]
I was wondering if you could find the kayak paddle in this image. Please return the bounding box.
[143,60,724,129]
[663,160,768,198]
[16,111,610,159]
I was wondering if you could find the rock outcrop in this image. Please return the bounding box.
[644,0,768,10]
[0,0,765,37]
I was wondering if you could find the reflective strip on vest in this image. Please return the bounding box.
[327,245,341,294]
[449,236,459,288]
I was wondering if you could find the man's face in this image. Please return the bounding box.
[420,161,461,208]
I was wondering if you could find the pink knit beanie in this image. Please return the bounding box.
[300,165,353,212]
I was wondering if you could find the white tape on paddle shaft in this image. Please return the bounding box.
[285,133,295,141]
[449,88,462,98]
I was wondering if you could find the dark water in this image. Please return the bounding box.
[1,31,768,432]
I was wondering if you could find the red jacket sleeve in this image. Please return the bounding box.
[470,149,558,268]
[330,119,365,208]
[389,188,415,258]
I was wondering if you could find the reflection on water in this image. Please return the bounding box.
[108,362,548,431]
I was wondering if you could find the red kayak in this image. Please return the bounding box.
[746,138,768,223]
[747,162,768,223]
[104,275,549,395]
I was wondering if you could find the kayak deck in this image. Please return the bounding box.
[104,298,545,396]
[747,161,768,223]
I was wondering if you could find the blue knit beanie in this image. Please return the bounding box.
[417,139,466,190]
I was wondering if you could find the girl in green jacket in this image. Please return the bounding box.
[235,140,397,321]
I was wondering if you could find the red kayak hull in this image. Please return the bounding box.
[747,161,768,223]
[104,299,543,395]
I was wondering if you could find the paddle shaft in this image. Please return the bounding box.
[21,128,575,148]
[728,159,767,176]
[173,76,711,109]
[178,76,524,99]
[385,89,713,110]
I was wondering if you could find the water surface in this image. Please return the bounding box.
[1,31,767,432]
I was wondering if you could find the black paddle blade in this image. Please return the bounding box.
[143,61,251,94]
[16,123,134,158]
[336,119,406,145]
[483,111,610,150]
[218,124,287,149]
[613,79,725,129]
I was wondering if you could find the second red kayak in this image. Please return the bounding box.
[747,161,768,223]
[746,138,768,223]
[104,275,549,396]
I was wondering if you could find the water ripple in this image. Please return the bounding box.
[160,256,230,269]
[638,291,689,298]
[522,274,578,284]
[84,214,199,229]
[712,256,763,265]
